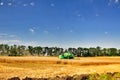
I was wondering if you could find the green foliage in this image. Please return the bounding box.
[99,73,112,80]
[89,73,120,80]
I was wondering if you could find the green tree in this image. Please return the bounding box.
[34,46,42,56]
[77,47,83,57]
[89,47,96,56]
[83,48,89,56]
[108,48,117,56]
[28,46,34,55]
[117,49,120,56]
[9,45,19,56]
[96,46,101,56]
[44,47,49,56]
[17,45,26,56]
[102,48,108,56]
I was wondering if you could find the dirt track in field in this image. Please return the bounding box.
[0,57,120,79]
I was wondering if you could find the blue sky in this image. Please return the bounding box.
[0,0,120,48]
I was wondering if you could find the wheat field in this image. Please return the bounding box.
[0,56,120,79]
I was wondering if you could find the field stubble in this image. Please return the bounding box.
[0,56,120,79]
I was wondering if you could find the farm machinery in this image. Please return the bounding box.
[59,52,74,59]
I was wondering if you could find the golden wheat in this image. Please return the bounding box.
[0,56,120,79]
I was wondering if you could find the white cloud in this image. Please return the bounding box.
[77,14,81,17]
[9,35,16,37]
[105,31,108,34]
[108,2,111,6]
[95,14,99,17]
[9,40,21,43]
[0,2,4,6]
[0,40,21,44]
[0,39,38,47]
[29,28,35,33]
[29,27,39,34]
[0,33,17,38]
[30,2,35,6]
[44,30,49,34]
[115,0,119,3]
[50,3,55,7]
[22,41,38,47]
[23,4,28,7]
[8,3,12,6]
[70,30,73,33]
[90,0,94,3]
[33,27,39,29]
[56,26,60,30]
[0,33,8,36]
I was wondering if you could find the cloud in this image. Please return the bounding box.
[108,0,119,6]
[0,33,16,38]
[95,14,99,17]
[30,2,35,6]
[0,1,35,7]
[115,0,119,3]
[108,2,111,6]
[44,30,49,34]
[23,4,28,7]
[22,41,38,46]
[56,26,60,30]
[29,27,39,34]
[0,33,8,36]
[77,14,81,17]
[0,39,21,44]
[29,28,35,33]
[50,3,55,7]
[105,31,108,34]
[8,35,16,37]
[8,3,12,6]
[0,2,4,6]
[70,30,73,33]
[0,39,38,47]
[90,0,94,3]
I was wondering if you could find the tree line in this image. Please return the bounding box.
[0,44,120,56]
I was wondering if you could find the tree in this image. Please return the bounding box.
[17,45,26,56]
[102,48,108,56]
[44,47,49,56]
[83,48,89,56]
[34,46,42,56]
[68,48,73,53]
[89,47,96,56]
[9,45,18,56]
[77,47,83,57]
[117,49,120,56]
[48,47,52,56]
[28,46,34,55]
[96,46,101,56]
[5,44,10,55]
[108,48,117,56]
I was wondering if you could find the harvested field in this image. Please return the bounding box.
[0,56,120,79]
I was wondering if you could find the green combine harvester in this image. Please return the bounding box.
[59,52,74,59]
